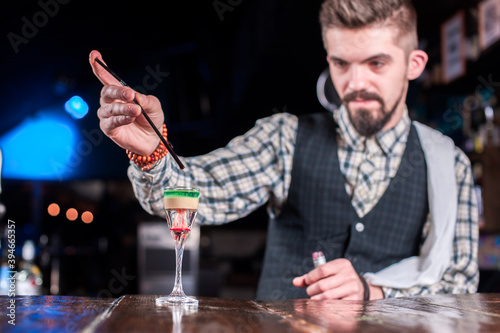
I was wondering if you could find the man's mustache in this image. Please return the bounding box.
[343,91,384,105]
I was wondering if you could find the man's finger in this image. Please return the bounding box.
[302,265,330,286]
[97,103,141,120]
[100,85,136,104]
[134,92,160,113]
[89,50,122,86]
[310,287,351,300]
[306,274,345,297]
[292,275,307,288]
[303,259,350,285]
[100,116,136,137]
[292,267,327,288]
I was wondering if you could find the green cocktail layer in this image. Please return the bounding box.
[164,190,200,199]
[164,189,200,209]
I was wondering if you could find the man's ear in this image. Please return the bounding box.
[407,49,428,80]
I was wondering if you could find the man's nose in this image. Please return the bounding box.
[347,66,368,91]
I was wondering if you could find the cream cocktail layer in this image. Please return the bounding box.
[164,189,199,209]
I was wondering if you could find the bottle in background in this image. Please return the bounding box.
[16,240,43,295]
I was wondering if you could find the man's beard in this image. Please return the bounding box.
[343,89,404,137]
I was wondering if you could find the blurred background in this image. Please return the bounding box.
[0,0,499,299]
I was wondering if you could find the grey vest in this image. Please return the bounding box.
[256,112,429,300]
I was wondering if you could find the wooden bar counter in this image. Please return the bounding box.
[1,293,500,332]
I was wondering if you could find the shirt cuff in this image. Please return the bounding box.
[128,155,169,184]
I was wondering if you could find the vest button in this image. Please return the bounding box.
[355,222,364,232]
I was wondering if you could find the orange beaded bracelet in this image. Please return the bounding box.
[126,124,168,171]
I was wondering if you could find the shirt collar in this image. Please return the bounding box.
[333,104,411,155]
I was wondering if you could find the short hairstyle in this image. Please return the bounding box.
[319,0,418,53]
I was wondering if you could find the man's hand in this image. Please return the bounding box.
[89,50,165,155]
[292,258,383,300]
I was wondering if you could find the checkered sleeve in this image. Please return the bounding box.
[382,146,479,298]
[128,113,297,225]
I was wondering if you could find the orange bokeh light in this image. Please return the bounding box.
[48,203,60,217]
[66,208,78,221]
[81,211,94,224]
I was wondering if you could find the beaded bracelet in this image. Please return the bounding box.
[126,124,168,171]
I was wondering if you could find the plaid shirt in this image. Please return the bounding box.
[129,106,479,298]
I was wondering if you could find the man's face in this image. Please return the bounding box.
[325,26,410,136]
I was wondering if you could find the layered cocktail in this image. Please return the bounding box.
[156,186,200,305]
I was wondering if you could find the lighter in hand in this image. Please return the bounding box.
[312,251,326,268]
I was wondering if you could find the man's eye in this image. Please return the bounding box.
[333,60,347,68]
[371,61,384,68]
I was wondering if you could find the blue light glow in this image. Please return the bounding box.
[0,112,80,180]
[64,96,89,119]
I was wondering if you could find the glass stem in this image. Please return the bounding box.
[171,236,187,297]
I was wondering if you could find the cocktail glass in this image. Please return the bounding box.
[156,186,200,306]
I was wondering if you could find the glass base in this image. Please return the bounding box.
[156,295,199,306]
